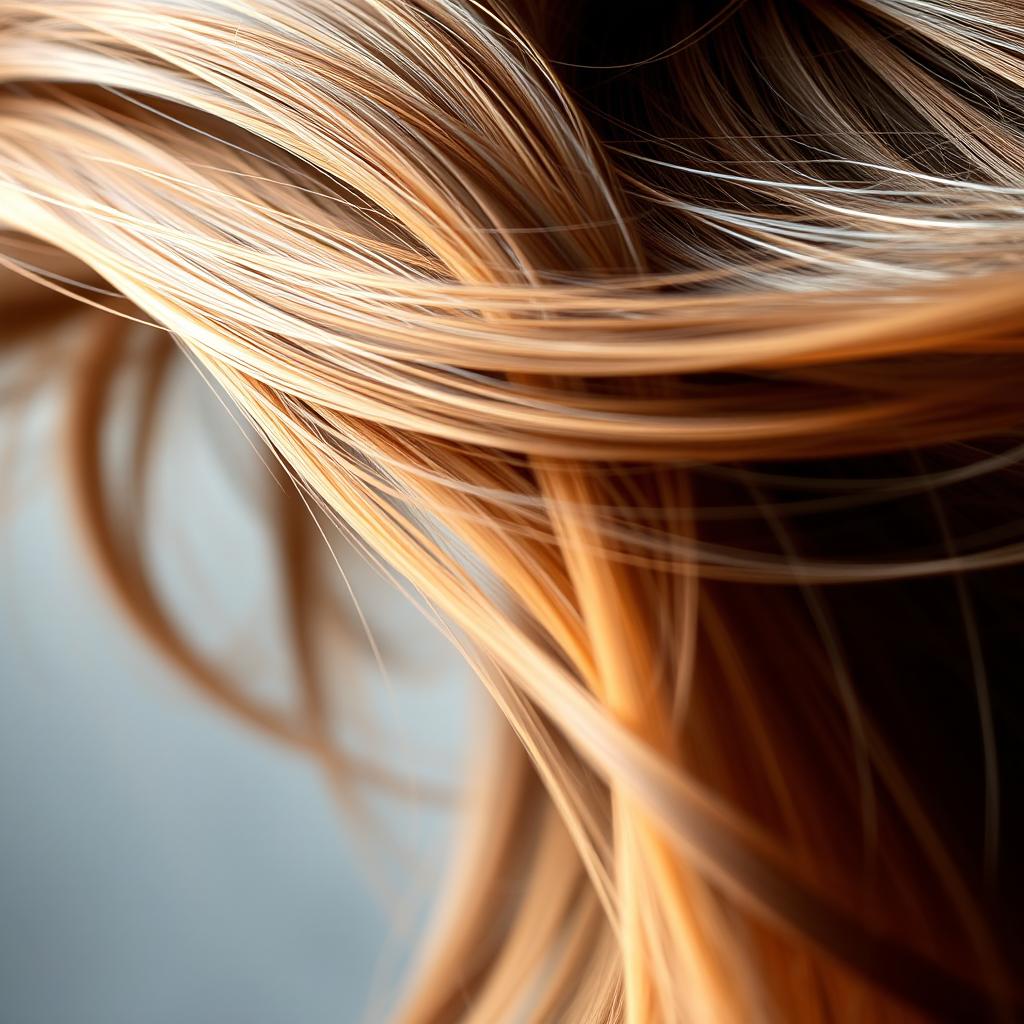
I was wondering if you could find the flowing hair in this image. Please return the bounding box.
[1,0,1022,1019]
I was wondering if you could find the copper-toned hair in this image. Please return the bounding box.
[1,1,1022,1020]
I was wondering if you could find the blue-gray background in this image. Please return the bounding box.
[0,359,471,1024]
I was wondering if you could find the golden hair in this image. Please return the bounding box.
[1,0,1022,1019]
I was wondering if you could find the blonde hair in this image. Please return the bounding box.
[1,0,1022,1019]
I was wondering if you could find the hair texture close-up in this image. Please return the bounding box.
[2,0,1024,1020]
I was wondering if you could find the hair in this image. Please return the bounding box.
[1,0,1023,1019]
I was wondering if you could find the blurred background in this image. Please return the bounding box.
[0,340,473,1024]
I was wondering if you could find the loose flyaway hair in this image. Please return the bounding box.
[1,1,1023,1020]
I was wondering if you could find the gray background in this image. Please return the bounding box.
[0,360,471,1024]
